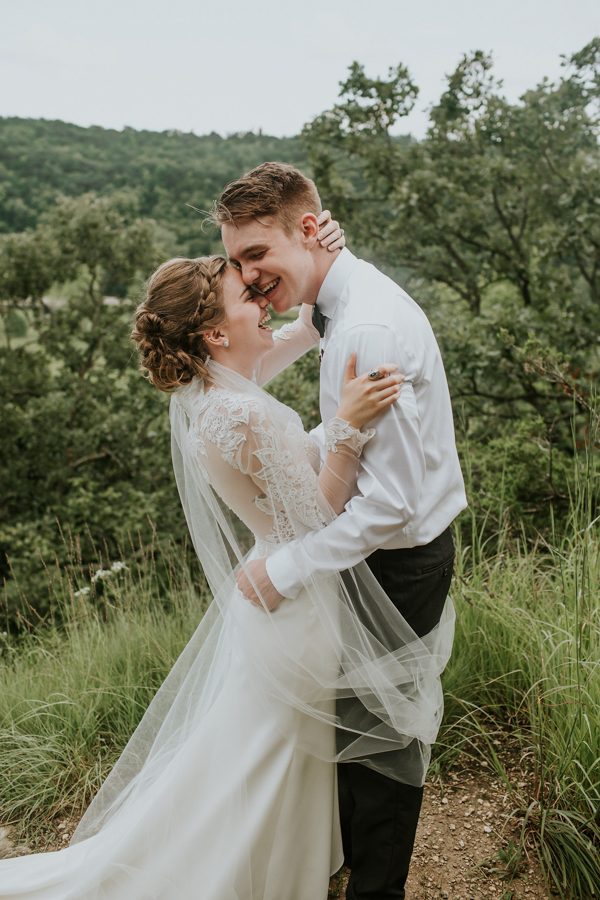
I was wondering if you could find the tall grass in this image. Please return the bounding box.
[0,543,210,842]
[0,452,598,895]
[438,433,599,897]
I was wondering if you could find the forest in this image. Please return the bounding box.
[0,39,598,898]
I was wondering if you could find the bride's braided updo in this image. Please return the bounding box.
[132,255,228,392]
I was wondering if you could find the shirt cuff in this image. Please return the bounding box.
[266,546,303,600]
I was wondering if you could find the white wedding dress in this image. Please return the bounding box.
[0,311,453,899]
[0,315,347,899]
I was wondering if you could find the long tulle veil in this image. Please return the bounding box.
[71,359,454,845]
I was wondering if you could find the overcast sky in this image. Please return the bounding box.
[2,0,598,139]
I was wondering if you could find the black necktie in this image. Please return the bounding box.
[311,304,328,338]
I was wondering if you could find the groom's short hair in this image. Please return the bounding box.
[211,162,322,234]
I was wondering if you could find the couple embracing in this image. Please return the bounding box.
[0,163,466,899]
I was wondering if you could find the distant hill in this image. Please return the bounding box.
[0,118,307,254]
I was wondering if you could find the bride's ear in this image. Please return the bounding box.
[204,329,229,350]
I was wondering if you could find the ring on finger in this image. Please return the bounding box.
[368,370,385,381]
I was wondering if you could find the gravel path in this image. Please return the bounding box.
[2,763,551,899]
[329,762,551,899]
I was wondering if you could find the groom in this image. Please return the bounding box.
[213,162,467,900]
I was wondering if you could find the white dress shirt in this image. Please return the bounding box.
[266,249,467,599]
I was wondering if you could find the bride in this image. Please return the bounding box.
[0,248,453,899]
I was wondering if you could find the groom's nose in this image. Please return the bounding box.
[240,262,260,285]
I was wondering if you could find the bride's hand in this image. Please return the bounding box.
[316,210,345,251]
[336,354,403,429]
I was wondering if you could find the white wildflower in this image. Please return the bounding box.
[110,561,128,573]
[74,587,91,597]
[91,568,112,583]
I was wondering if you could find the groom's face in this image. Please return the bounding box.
[221,215,315,313]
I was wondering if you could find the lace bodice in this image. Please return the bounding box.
[179,383,329,547]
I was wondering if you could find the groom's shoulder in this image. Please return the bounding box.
[346,257,430,329]
[351,256,395,290]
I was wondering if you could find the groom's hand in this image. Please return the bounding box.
[236,558,285,612]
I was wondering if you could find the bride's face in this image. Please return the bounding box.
[221,216,316,314]
[210,266,273,369]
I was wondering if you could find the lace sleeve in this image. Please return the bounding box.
[324,417,375,455]
[317,418,375,516]
[192,390,329,543]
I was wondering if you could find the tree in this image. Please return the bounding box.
[0,194,180,628]
[302,43,599,427]
[302,44,599,535]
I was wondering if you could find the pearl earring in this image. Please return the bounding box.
[223,338,229,348]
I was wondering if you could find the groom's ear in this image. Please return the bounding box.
[299,212,319,248]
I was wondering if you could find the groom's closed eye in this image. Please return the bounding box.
[238,244,269,261]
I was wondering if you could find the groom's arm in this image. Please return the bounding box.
[265,324,426,599]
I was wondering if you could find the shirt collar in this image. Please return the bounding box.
[316,248,358,320]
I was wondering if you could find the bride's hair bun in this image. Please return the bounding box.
[131,256,228,392]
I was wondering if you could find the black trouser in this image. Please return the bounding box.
[338,527,455,900]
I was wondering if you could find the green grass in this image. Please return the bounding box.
[0,546,211,837]
[436,438,600,898]
[438,527,599,897]
[0,463,598,896]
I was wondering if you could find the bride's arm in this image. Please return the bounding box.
[253,303,320,387]
[232,360,402,612]
[196,360,401,535]
[317,357,402,515]
[317,423,371,516]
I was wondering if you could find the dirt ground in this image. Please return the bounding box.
[2,763,552,899]
[328,762,552,900]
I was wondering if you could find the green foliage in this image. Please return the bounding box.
[0,192,327,632]
[438,452,599,897]
[457,415,572,540]
[303,41,600,449]
[0,541,209,840]
[2,44,598,625]
[0,194,187,627]
[0,119,307,255]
